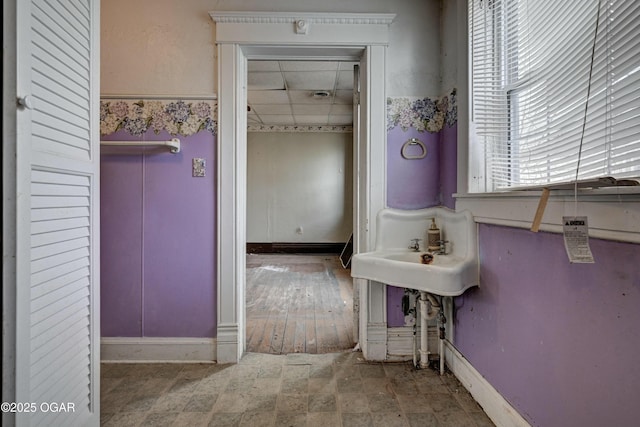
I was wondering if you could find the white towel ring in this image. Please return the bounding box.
[401,137,427,160]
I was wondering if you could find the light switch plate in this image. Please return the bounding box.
[192,158,206,177]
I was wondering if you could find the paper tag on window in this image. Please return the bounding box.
[562,216,595,263]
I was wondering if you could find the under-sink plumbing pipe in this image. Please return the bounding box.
[437,306,447,376]
[418,291,439,369]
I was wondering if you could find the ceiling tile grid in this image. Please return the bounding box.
[247,60,357,126]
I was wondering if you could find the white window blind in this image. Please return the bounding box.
[470,0,640,191]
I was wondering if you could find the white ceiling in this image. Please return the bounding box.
[247,60,357,127]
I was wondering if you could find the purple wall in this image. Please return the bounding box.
[440,124,457,209]
[101,130,216,338]
[455,224,640,427]
[387,126,441,209]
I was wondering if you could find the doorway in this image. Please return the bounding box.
[245,59,356,353]
[212,12,393,363]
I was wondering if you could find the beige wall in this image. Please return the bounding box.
[101,0,444,97]
[101,0,216,96]
[247,132,353,243]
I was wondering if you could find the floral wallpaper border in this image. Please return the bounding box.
[386,89,457,133]
[100,99,217,137]
[99,90,457,137]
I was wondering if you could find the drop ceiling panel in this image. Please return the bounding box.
[328,114,353,125]
[339,61,359,71]
[247,60,356,126]
[288,90,333,104]
[280,61,338,71]
[283,71,337,90]
[248,72,285,90]
[248,90,290,104]
[330,104,353,115]
[336,71,354,90]
[248,61,280,71]
[251,104,292,115]
[292,104,333,115]
[260,115,296,125]
[294,115,329,125]
[334,90,354,104]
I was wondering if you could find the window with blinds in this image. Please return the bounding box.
[470,0,640,191]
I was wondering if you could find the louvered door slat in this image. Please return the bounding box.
[70,0,91,17]
[31,256,89,289]
[31,109,89,143]
[31,206,89,222]
[31,348,90,402]
[31,247,89,275]
[32,182,90,196]
[31,194,89,209]
[30,285,89,324]
[32,216,90,235]
[31,4,89,70]
[32,82,90,125]
[31,267,89,300]
[31,322,90,378]
[31,327,90,383]
[31,301,89,347]
[37,0,90,47]
[33,122,91,151]
[30,39,88,96]
[31,237,89,262]
[32,169,90,186]
[31,268,89,309]
[30,305,89,360]
[31,237,89,261]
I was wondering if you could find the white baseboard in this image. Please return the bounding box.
[386,326,439,361]
[444,341,530,427]
[364,323,388,361]
[101,337,216,363]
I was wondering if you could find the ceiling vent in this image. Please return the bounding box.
[312,90,331,99]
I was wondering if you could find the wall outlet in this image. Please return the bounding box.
[192,158,206,177]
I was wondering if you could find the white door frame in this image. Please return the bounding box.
[210,12,393,363]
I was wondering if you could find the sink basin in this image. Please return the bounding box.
[351,207,478,296]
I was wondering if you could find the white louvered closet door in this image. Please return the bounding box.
[15,0,100,426]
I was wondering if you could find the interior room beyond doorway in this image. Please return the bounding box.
[245,253,354,354]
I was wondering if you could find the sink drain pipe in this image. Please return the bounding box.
[418,291,439,369]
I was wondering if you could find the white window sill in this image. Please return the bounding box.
[455,187,640,244]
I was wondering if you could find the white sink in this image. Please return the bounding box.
[351,207,478,296]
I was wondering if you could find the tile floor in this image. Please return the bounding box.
[101,351,495,427]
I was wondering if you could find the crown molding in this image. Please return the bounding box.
[247,124,352,133]
[209,11,396,25]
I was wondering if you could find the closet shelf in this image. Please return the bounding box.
[100,138,180,153]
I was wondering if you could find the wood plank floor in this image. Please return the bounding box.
[245,254,355,355]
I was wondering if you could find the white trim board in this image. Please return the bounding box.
[456,189,640,244]
[444,341,530,427]
[101,337,216,362]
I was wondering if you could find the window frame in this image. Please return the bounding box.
[457,0,640,244]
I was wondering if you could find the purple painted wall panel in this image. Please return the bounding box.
[101,129,216,338]
[387,285,407,327]
[455,224,640,427]
[100,154,144,336]
[387,127,440,210]
[440,124,457,209]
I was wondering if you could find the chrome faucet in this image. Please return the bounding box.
[435,240,449,255]
[408,238,421,252]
